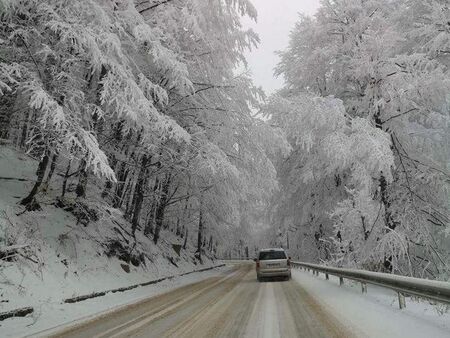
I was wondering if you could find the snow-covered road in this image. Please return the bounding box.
[15,262,449,338]
[46,262,351,338]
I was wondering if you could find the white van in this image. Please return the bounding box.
[255,248,291,281]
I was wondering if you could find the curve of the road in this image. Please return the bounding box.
[51,263,353,338]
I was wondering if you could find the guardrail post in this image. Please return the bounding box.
[398,292,406,309]
[325,273,329,280]
[339,277,344,286]
[361,283,367,293]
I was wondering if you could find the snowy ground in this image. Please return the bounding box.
[292,268,450,338]
[0,265,230,338]
[0,146,219,336]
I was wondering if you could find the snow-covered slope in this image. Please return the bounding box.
[0,146,215,315]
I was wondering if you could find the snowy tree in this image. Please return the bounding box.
[0,0,281,264]
[271,0,449,278]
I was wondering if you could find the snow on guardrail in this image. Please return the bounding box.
[291,261,450,309]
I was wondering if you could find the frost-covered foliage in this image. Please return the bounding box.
[269,0,450,279]
[0,0,276,261]
[267,95,394,188]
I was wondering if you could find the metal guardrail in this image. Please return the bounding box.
[291,261,450,309]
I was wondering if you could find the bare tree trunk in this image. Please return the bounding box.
[44,152,58,185]
[124,176,137,219]
[20,150,49,206]
[75,159,88,198]
[144,203,156,237]
[131,155,148,237]
[175,218,181,236]
[375,111,397,272]
[19,109,31,148]
[121,176,134,211]
[144,177,160,235]
[183,228,188,249]
[153,174,172,244]
[61,160,71,198]
[102,155,116,200]
[0,92,16,139]
[196,209,203,259]
[379,173,397,272]
[113,161,129,208]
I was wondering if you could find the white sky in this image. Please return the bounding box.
[242,0,321,95]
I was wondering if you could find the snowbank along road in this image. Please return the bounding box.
[49,262,351,338]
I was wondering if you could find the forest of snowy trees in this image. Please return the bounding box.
[0,0,448,281]
[265,0,450,279]
[0,0,282,262]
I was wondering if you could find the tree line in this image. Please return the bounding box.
[0,0,279,260]
[265,0,449,279]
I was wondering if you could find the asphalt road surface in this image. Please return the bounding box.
[52,263,352,338]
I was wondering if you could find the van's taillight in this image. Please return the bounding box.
[256,261,260,268]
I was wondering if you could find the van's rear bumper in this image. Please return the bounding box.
[257,268,291,278]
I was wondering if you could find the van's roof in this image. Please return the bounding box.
[259,248,285,252]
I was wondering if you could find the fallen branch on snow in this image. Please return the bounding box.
[0,244,30,260]
[0,307,34,321]
[64,264,225,304]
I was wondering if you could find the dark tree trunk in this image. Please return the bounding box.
[122,178,134,212]
[125,175,138,220]
[131,155,148,237]
[379,174,396,272]
[75,159,88,198]
[175,218,180,236]
[196,209,203,258]
[144,203,156,237]
[0,92,16,139]
[113,161,129,208]
[144,178,160,236]
[19,110,31,148]
[44,152,58,185]
[176,197,189,237]
[152,174,172,244]
[20,150,49,206]
[375,111,397,272]
[61,160,71,198]
[102,155,116,200]
[183,228,188,249]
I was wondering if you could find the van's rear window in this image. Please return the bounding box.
[258,251,286,260]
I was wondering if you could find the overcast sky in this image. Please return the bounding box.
[242,0,321,95]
